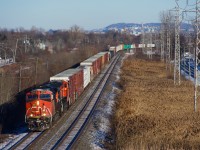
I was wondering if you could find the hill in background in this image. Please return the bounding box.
[92,22,193,35]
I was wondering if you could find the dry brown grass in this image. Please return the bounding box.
[114,56,200,150]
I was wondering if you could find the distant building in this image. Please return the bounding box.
[37,43,46,50]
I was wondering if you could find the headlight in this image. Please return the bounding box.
[42,113,46,116]
[36,101,40,106]
[30,114,33,117]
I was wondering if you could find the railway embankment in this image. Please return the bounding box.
[113,54,200,149]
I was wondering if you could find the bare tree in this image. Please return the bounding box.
[69,25,84,48]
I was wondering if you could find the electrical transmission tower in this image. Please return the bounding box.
[166,15,171,72]
[142,23,145,53]
[187,25,193,78]
[160,24,165,61]
[194,0,200,112]
[174,6,181,85]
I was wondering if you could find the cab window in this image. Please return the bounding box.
[27,94,38,101]
[40,94,51,101]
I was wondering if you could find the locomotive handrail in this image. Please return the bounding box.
[25,108,31,123]
[46,107,53,122]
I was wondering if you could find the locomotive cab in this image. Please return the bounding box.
[25,81,67,131]
[25,90,54,131]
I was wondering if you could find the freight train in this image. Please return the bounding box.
[25,49,122,131]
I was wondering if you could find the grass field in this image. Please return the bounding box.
[113,54,200,149]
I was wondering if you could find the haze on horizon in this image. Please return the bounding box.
[0,0,187,31]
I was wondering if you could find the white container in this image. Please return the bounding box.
[131,44,136,48]
[139,44,145,48]
[109,46,116,51]
[80,57,98,66]
[82,66,90,88]
[50,68,82,81]
[147,44,155,48]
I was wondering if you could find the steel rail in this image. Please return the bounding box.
[51,54,120,150]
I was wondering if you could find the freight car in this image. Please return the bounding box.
[25,51,115,131]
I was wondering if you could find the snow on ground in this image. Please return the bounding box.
[89,56,194,150]
[90,56,124,150]
[0,126,28,150]
[90,78,119,149]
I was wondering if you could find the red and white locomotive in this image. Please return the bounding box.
[25,81,68,131]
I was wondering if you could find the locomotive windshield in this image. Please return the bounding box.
[40,94,51,101]
[27,94,38,101]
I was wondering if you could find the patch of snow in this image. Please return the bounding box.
[0,126,28,150]
[90,56,123,150]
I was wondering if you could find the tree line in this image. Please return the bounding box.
[0,25,140,105]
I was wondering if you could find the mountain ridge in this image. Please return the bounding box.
[92,22,193,34]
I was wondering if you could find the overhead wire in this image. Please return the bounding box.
[177,0,198,25]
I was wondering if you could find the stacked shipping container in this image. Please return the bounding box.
[50,68,84,104]
[80,57,98,81]
[50,51,111,105]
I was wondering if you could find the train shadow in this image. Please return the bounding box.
[0,61,94,134]
[0,89,31,134]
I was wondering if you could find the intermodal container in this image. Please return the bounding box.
[97,52,110,66]
[79,66,90,88]
[50,68,84,104]
[80,57,98,81]
[116,44,123,52]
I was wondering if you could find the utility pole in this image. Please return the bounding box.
[174,6,181,85]
[142,23,145,53]
[149,29,153,59]
[194,0,200,112]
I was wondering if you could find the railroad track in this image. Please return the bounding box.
[48,54,120,150]
[5,54,120,150]
[4,131,43,150]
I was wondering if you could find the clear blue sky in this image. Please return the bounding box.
[0,0,188,30]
